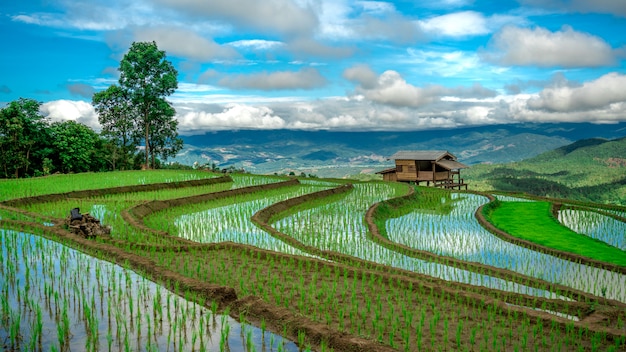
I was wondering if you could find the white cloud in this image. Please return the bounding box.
[343,65,496,108]
[418,11,525,38]
[227,39,284,51]
[315,0,423,43]
[177,104,286,132]
[354,70,439,108]
[40,100,100,130]
[134,27,239,61]
[217,68,328,90]
[406,49,484,77]
[527,72,626,112]
[482,25,616,67]
[419,11,490,37]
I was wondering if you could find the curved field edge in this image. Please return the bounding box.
[121,178,301,246]
[0,170,223,201]
[2,175,626,350]
[1,173,231,207]
[486,201,626,266]
[477,197,626,275]
[363,188,606,305]
[0,220,397,352]
[1,177,406,351]
[556,203,626,224]
[0,175,234,225]
[249,183,626,336]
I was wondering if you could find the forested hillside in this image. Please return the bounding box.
[465,137,626,205]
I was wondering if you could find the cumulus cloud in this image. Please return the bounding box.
[151,0,318,37]
[134,26,239,61]
[285,37,355,58]
[12,1,163,31]
[527,72,626,112]
[443,83,498,98]
[481,25,616,67]
[353,14,424,43]
[40,100,100,130]
[217,68,327,90]
[176,104,286,132]
[343,65,496,108]
[343,64,379,89]
[520,0,626,17]
[316,0,424,44]
[353,70,439,108]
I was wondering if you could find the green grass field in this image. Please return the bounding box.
[485,201,626,267]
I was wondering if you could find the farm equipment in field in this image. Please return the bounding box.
[65,207,111,239]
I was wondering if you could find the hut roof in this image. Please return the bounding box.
[389,150,452,161]
[375,167,397,175]
[436,159,468,170]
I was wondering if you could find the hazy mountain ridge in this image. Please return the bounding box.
[174,122,626,178]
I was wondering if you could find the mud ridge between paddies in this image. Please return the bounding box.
[1,175,625,351]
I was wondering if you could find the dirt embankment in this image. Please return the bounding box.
[363,190,621,306]
[3,178,626,350]
[1,175,234,207]
[250,184,626,340]
[121,178,300,246]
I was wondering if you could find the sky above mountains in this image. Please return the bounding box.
[1,0,626,134]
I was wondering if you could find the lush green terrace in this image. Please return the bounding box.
[484,201,626,267]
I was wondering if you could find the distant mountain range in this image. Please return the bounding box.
[465,136,626,204]
[174,122,626,179]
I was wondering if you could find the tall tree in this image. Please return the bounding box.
[92,84,138,170]
[118,41,179,169]
[0,98,50,178]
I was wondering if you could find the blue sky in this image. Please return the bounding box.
[1,0,626,134]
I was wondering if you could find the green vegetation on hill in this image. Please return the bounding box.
[465,137,626,205]
[483,201,626,267]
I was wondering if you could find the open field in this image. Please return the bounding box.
[1,170,626,351]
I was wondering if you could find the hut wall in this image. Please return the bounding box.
[383,172,397,182]
[395,159,418,181]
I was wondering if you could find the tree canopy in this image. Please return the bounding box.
[1,42,186,179]
[117,41,183,169]
[0,98,50,178]
[92,84,138,170]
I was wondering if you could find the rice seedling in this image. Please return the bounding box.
[0,229,299,351]
[559,208,626,251]
[273,182,560,298]
[0,169,220,201]
[2,170,625,351]
[383,190,626,302]
[148,183,336,255]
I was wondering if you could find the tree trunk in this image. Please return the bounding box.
[144,115,150,170]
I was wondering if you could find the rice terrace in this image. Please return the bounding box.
[0,169,624,352]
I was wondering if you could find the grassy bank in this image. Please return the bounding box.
[484,201,626,267]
